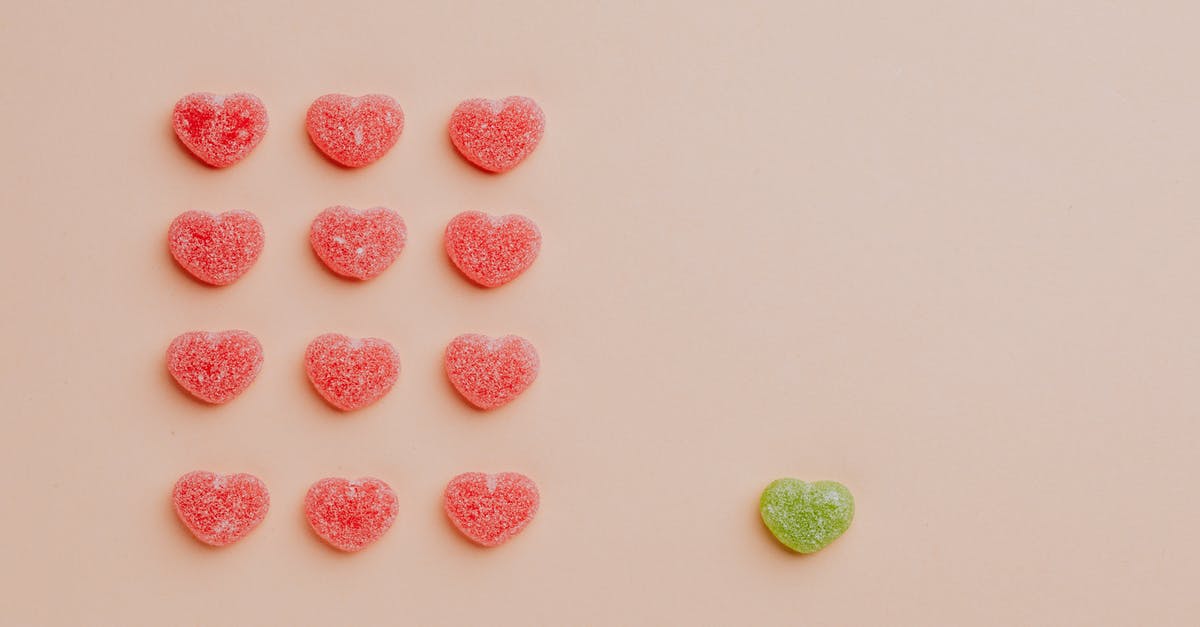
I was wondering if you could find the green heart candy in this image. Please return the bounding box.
[760,478,854,553]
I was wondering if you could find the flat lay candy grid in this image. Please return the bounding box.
[167,91,851,555]
[12,5,1200,624]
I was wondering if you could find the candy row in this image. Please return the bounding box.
[170,208,540,287]
[177,470,856,555]
[174,92,544,172]
[174,470,539,551]
[168,331,537,411]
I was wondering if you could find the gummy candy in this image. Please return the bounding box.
[759,479,854,554]
[443,472,538,547]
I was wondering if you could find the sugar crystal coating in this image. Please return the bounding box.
[305,477,398,552]
[167,330,263,404]
[173,471,269,547]
[444,211,541,288]
[443,472,539,547]
[168,210,264,286]
[310,206,406,280]
[759,479,854,554]
[448,96,545,173]
[306,94,404,167]
[172,92,268,168]
[305,333,400,411]
[444,334,539,410]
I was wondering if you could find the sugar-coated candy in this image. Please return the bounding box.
[759,479,855,554]
[172,92,268,168]
[168,210,264,286]
[444,211,541,288]
[173,471,269,547]
[305,333,400,411]
[304,477,398,552]
[444,334,539,410]
[310,206,406,280]
[167,330,263,404]
[306,94,404,167]
[448,96,544,173]
[443,472,539,547]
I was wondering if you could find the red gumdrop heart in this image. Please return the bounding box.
[444,334,539,410]
[306,94,404,167]
[167,330,264,404]
[305,333,400,411]
[173,471,270,547]
[173,92,268,168]
[444,211,541,288]
[305,477,398,552]
[448,96,545,173]
[444,472,539,547]
[310,206,406,280]
[168,210,265,286]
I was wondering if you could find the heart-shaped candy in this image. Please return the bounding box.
[310,206,406,280]
[444,334,539,410]
[173,470,270,547]
[448,96,545,173]
[305,333,400,411]
[168,210,264,286]
[173,92,268,168]
[306,94,404,167]
[443,472,539,547]
[167,330,264,404]
[305,477,398,552]
[759,479,854,554]
[444,211,541,288]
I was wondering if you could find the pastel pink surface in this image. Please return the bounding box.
[304,477,398,552]
[444,211,541,287]
[443,472,539,547]
[166,330,263,404]
[306,93,404,167]
[448,96,545,173]
[168,210,264,286]
[305,333,400,411]
[444,334,539,410]
[310,206,406,280]
[172,471,269,547]
[172,92,268,168]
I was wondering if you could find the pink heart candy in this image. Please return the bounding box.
[444,472,539,547]
[305,477,399,552]
[167,330,264,404]
[168,210,264,286]
[444,211,541,288]
[448,96,544,173]
[173,470,270,547]
[305,333,400,411]
[444,334,539,410]
[310,206,406,280]
[306,94,404,167]
[173,92,268,168]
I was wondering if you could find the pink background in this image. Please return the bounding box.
[2,1,1198,624]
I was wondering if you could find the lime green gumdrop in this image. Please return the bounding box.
[759,478,854,554]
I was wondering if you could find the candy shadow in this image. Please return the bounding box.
[296,501,359,557]
[439,248,490,289]
[162,364,227,409]
[754,494,812,557]
[166,117,221,170]
[297,122,358,170]
[297,359,342,415]
[302,234,379,285]
[433,496,485,550]
[163,238,216,288]
[433,356,495,415]
[444,132,502,176]
[164,491,229,553]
